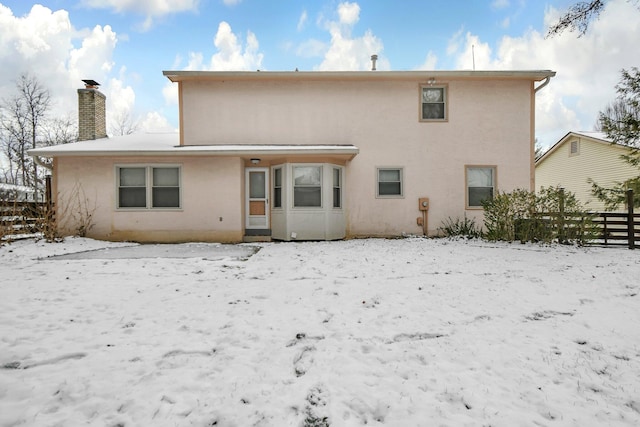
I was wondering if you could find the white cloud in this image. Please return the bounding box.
[304,1,385,71]
[297,10,308,31]
[222,0,242,5]
[442,0,640,148]
[492,0,510,10]
[79,0,199,30]
[79,0,199,16]
[209,22,263,71]
[139,111,177,132]
[338,2,360,25]
[416,52,438,70]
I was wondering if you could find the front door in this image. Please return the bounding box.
[245,168,269,229]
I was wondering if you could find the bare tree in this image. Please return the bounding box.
[0,73,50,199]
[547,0,640,37]
[110,110,140,136]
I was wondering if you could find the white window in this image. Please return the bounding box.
[377,168,403,197]
[117,166,181,209]
[420,85,447,121]
[333,168,342,208]
[466,166,496,209]
[273,167,283,209]
[293,166,322,207]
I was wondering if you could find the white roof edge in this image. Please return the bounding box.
[535,131,627,165]
[29,144,360,158]
[163,69,556,82]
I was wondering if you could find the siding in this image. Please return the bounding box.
[535,135,638,211]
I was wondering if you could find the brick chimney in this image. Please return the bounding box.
[77,80,107,141]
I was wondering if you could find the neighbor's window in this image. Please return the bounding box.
[420,85,447,121]
[273,167,283,208]
[333,168,342,208]
[118,166,181,209]
[466,166,496,208]
[377,168,403,197]
[293,166,322,207]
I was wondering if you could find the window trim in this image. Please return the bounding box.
[465,165,497,210]
[116,164,182,210]
[419,84,448,122]
[292,164,323,209]
[376,167,404,198]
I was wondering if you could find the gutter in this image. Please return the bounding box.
[534,75,553,93]
[32,155,53,171]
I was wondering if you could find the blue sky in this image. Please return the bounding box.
[0,0,639,149]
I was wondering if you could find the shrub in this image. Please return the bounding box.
[438,215,483,239]
[482,186,596,244]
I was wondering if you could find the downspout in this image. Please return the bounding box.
[534,76,552,93]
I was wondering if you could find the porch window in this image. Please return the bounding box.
[293,166,321,207]
[466,166,496,209]
[333,168,342,208]
[117,166,181,209]
[273,167,282,208]
[377,168,403,197]
[420,85,447,121]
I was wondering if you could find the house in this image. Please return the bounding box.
[29,67,555,243]
[0,183,43,203]
[535,131,639,211]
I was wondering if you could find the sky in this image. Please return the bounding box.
[0,0,639,150]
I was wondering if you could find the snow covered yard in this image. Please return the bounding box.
[1,237,639,427]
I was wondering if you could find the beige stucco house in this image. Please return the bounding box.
[30,69,555,243]
[535,131,638,211]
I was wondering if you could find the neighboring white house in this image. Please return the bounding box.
[535,131,639,212]
[29,68,555,243]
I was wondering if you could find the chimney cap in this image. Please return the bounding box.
[82,79,100,88]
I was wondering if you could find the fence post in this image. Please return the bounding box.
[628,189,635,250]
[558,188,565,243]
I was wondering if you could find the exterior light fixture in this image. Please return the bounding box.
[250,158,261,164]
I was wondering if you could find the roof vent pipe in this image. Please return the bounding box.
[371,54,378,71]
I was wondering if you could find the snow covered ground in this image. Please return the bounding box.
[1,237,639,426]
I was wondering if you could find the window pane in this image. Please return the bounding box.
[422,103,445,120]
[153,168,179,186]
[379,182,401,196]
[294,187,321,207]
[274,187,282,208]
[422,88,443,102]
[469,187,493,207]
[274,168,282,186]
[333,168,340,186]
[152,188,180,208]
[467,168,493,187]
[379,169,400,182]
[119,187,146,208]
[333,188,341,208]
[294,166,321,186]
[249,171,266,198]
[120,167,145,186]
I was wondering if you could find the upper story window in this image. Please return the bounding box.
[420,85,447,121]
[466,166,496,209]
[117,165,181,209]
[377,167,403,198]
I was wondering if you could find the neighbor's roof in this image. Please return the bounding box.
[535,130,636,165]
[163,69,556,83]
[28,132,359,158]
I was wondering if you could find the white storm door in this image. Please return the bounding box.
[245,168,269,229]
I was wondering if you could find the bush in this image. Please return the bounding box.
[438,215,483,239]
[482,186,597,244]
